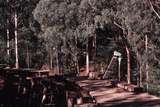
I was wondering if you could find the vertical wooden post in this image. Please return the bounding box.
[15,10,19,69]
[126,47,131,84]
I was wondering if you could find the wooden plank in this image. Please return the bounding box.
[76,79,160,107]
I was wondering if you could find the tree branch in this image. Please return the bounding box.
[148,0,160,19]
[113,21,125,31]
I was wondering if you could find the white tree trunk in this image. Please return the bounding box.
[126,47,131,84]
[145,35,149,91]
[15,10,19,69]
[6,0,10,65]
[7,19,10,63]
[86,37,89,76]
[118,57,121,81]
[86,52,89,75]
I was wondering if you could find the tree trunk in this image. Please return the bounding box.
[75,55,79,75]
[86,37,89,76]
[7,19,10,65]
[145,35,149,91]
[56,47,59,75]
[93,34,96,72]
[49,47,53,70]
[6,0,10,66]
[118,57,121,81]
[26,45,30,68]
[15,10,19,69]
[75,36,79,75]
[137,51,142,87]
[126,46,131,84]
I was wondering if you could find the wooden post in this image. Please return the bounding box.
[15,10,19,69]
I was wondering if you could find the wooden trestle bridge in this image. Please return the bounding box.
[0,66,160,107]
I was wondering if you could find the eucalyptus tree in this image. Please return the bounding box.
[3,0,41,68]
[97,0,160,87]
[112,0,160,88]
[33,0,101,74]
[33,0,79,72]
[92,0,160,86]
[0,1,10,64]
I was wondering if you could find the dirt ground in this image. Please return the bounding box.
[76,79,160,107]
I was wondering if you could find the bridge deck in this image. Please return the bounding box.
[76,79,160,107]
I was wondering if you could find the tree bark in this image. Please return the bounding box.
[15,10,19,69]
